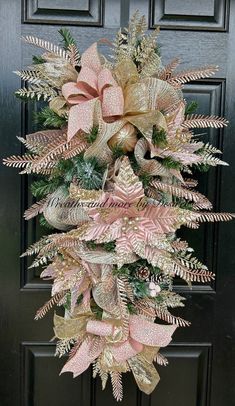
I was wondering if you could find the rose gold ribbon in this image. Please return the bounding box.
[62,43,124,141]
[60,316,176,377]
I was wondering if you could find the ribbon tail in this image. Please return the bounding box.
[53,313,87,341]
[67,100,96,142]
[60,337,102,377]
[130,315,177,347]
[128,354,160,395]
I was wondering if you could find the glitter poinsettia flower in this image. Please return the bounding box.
[77,157,195,268]
[62,43,124,141]
[40,252,96,312]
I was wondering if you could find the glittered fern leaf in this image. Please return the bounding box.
[155,307,190,327]
[14,69,42,84]
[197,152,228,167]
[67,44,81,67]
[168,65,218,85]
[172,261,215,283]
[100,370,109,390]
[92,359,100,378]
[22,35,69,60]
[62,140,88,159]
[55,338,76,358]
[3,154,36,169]
[29,134,68,172]
[15,84,57,101]
[151,180,212,209]
[110,371,123,402]
[20,235,50,257]
[26,129,65,149]
[196,212,235,222]
[202,142,222,154]
[35,291,67,320]
[159,58,180,80]
[24,197,48,220]
[117,277,130,337]
[182,114,228,129]
[156,352,168,366]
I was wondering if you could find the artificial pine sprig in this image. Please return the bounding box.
[161,156,182,170]
[74,156,105,190]
[152,127,168,147]
[32,55,46,65]
[86,127,99,144]
[34,107,67,129]
[59,28,77,50]
[185,100,198,115]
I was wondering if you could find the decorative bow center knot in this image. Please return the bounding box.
[62,43,124,141]
[60,315,176,377]
[86,319,124,343]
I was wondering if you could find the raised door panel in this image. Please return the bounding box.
[149,0,229,31]
[141,344,212,406]
[23,0,103,26]
[21,343,212,406]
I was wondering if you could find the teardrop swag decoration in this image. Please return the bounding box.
[4,12,234,401]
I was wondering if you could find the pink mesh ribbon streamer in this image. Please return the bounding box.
[60,316,177,377]
[62,43,124,141]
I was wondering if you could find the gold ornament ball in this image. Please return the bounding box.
[108,123,137,152]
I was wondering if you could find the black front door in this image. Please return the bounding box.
[0,1,235,405]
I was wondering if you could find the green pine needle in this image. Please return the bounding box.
[87,241,116,253]
[103,241,116,252]
[54,159,74,182]
[162,156,181,170]
[139,172,153,187]
[111,145,125,159]
[32,55,45,65]
[38,214,54,230]
[15,92,35,102]
[154,45,161,57]
[86,241,97,250]
[86,127,98,144]
[31,178,61,198]
[132,279,149,299]
[58,28,77,50]
[34,107,67,129]
[63,292,72,311]
[74,156,104,190]
[173,197,193,210]
[31,156,105,201]
[195,163,210,172]
[127,303,137,314]
[91,303,103,320]
[128,154,140,173]
[185,101,198,115]
[152,127,167,147]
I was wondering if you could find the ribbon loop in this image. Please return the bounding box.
[62,43,124,141]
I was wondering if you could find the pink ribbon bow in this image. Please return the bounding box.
[62,43,124,141]
[60,315,176,377]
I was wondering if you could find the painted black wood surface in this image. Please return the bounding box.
[0,1,234,405]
